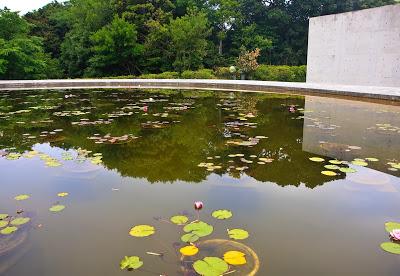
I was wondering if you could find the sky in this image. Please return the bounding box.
[0,0,65,14]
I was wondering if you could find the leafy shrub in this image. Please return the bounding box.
[214,67,232,79]
[139,71,179,79]
[253,65,306,82]
[181,69,216,79]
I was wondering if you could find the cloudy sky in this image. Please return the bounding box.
[0,0,65,14]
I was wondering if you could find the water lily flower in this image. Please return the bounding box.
[390,229,400,241]
[194,201,203,211]
[143,106,148,112]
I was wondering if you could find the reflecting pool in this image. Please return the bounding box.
[0,89,399,275]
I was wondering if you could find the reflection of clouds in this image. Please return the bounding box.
[344,166,399,193]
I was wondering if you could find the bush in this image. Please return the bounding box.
[214,67,232,79]
[181,69,216,79]
[253,65,306,82]
[138,71,179,79]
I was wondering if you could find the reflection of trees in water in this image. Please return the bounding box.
[0,89,341,188]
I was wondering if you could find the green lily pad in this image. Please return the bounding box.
[329,160,343,165]
[0,221,8,228]
[385,222,400,233]
[129,225,155,237]
[193,257,229,276]
[0,226,18,235]
[49,205,66,212]
[10,217,30,226]
[14,194,30,201]
[120,256,143,270]
[324,165,340,170]
[228,229,249,240]
[380,242,400,255]
[170,215,189,225]
[352,160,368,167]
[339,167,357,173]
[183,221,213,239]
[212,209,233,220]
[181,233,200,243]
[309,157,325,162]
[0,214,8,220]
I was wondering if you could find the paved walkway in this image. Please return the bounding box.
[0,79,399,102]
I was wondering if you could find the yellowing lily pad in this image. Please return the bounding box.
[321,170,337,176]
[57,192,69,197]
[49,205,66,212]
[0,214,8,220]
[380,242,400,255]
[129,225,155,237]
[309,157,325,162]
[352,160,368,167]
[0,226,18,235]
[385,222,400,233]
[329,160,343,165]
[120,256,143,270]
[223,251,247,265]
[193,257,228,276]
[228,229,249,240]
[365,158,379,162]
[180,245,199,256]
[10,217,30,226]
[170,215,189,225]
[0,221,8,228]
[212,209,233,220]
[324,165,340,170]
[14,194,30,201]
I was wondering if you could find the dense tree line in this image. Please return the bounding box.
[0,0,397,79]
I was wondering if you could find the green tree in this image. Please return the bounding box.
[168,10,211,71]
[86,16,144,76]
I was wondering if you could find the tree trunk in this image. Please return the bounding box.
[219,39,223,55]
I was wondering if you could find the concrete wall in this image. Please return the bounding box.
[307,5,400,87]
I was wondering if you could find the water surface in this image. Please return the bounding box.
[0,89,399,275]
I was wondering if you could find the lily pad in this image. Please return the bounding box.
[49,205,66,212]
[10,217,30,226]
[183,221,213,239]
[0,214,8,220]
[0,226,18,235]
[212,210,233,220]
[120,256,143,270]
[324,165,340,170]
[380,242,400,255]
[339,167,357,173]
[223,251,247,265]
[365,157,379,162]
[385,222,400,233]
[14,194,30,201]
[309,157,325,162]
[181,233,200,243]
[193,257,229,276]
[180,245,199,256]
[57,192,69,197]
[129,225,155,237]
[352,160,368,167]
[321,170,337,176]
[170,215,188,225]
[0,221,8,228]
[329,160,343,165]
[228,229,249,240]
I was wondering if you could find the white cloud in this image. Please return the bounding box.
[0,0,65,14]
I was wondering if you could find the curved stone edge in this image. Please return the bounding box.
[0,79,399,102]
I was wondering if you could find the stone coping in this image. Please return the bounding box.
[0,79,399,102]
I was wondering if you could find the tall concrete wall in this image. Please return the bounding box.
[307,5,400,87]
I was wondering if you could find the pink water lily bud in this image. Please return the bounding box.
[390,229,400,241]
[143,106,148,112]
[194,201,203,211]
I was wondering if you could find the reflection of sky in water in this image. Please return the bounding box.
[0,90,399,275]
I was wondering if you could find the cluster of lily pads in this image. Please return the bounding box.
[121,204,255,275]
[87,133,139,145]
[308,156,383,176]
[380,222,400,255]
[0,192,68,236]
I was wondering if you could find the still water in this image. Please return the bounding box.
[0,89,399,276]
